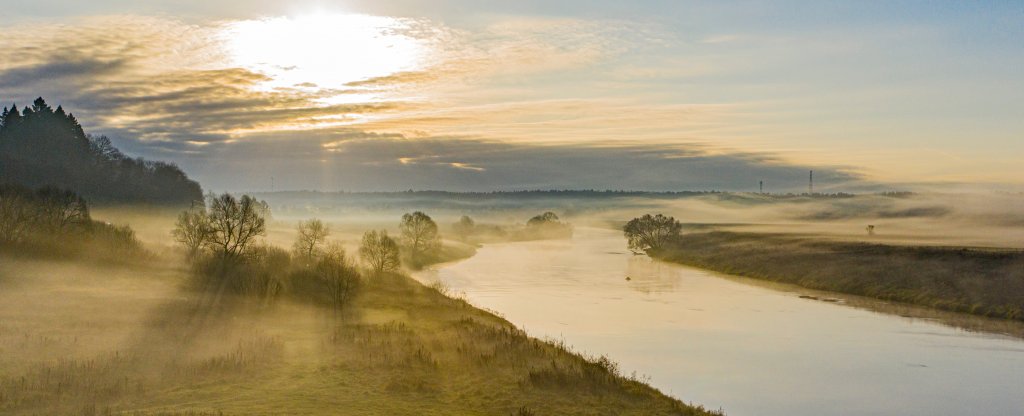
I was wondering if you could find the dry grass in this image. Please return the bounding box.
[0,250,717,415]
[657,231,1024,321]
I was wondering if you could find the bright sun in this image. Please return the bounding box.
[221,13,428,93]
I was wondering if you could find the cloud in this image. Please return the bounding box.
[0,58,127,88]
[165,132,863,192]
[0,14,869,193]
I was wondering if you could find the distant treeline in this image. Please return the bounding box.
[0,97,202,206]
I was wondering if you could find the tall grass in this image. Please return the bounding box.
[657,231,1024,320]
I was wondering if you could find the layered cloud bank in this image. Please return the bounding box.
[3,8,1016,192]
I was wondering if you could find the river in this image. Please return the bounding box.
[416,227,1024,416]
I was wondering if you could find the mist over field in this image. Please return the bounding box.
[3,1,1024,415]
[248,190,1024,247]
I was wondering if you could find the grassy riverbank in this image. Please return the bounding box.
[0,254,714,415]
[654,231,1024,321]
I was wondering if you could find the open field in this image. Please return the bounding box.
[654,231,1024,321]
[0,250,714,415]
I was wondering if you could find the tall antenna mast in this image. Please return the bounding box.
[809,170,814,194]
[759,180,763,194]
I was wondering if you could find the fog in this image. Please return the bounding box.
[250,190,1024,248]
[2,190,1022,414]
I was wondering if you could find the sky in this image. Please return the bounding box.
[1,1,1021,192]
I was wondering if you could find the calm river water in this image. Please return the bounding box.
[416,227,1024,416]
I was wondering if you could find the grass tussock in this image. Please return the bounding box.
[656,231,1024,321]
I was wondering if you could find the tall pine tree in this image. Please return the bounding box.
[0,97,203,205]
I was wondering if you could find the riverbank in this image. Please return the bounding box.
[0,253,715,415]
[654,231,1024,321]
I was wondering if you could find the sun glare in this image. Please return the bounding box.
[221,13,428,93]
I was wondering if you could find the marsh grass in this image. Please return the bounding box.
[657,231,1024,321]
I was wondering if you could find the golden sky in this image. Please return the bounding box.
[1,2,1021,191]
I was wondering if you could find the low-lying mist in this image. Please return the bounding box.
[2,189,1020,414]
[246,190,1024,248]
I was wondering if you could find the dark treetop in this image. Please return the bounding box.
[0,97,202,205]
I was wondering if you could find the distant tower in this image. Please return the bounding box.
[759,180,764,194]
[809,170,814,194]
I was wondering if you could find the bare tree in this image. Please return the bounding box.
[317,242,360,314]
[293,218,329,259]
[35,187,89,234]
[207,193,267,258]
[623,214,682,254]
[359,230,401,274]
[0,188,34,244]
[399,211,440,260]
[172,207,212,258]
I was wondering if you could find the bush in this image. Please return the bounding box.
[519,212,573,240]
[190,237,361,312]
[0,183,144,259]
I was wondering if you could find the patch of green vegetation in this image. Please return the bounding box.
[655,231,1024,321]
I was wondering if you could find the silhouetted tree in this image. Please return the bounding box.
[317,242,360,314]
[34,186,89,234]
[400,211,440,260]
[623,214,682,254]
[0,184,35,244]
[207,193,267,258]
[293,219,329,260]
[359,230,400,274]
[0,184,141,255]
[172,206,212,258]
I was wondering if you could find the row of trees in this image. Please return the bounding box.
[450,212,574,243]
[172,199,444,274]
[0,97,203,205]
[0,183,139,254]
[171,196,449,310]
[0,184,89,244]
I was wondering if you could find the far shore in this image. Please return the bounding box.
[653,231,1024,324]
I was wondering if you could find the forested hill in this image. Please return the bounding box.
[0,98,202,205]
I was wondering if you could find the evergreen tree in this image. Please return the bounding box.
[31,97,52,114]
[2,104,21,129]
[0,97,203,206]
